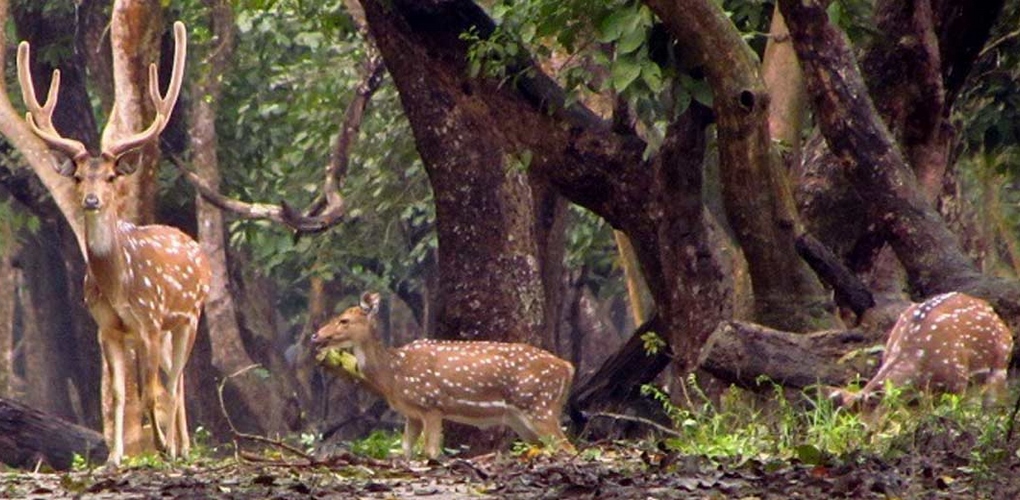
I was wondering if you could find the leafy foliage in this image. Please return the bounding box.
[199,1,435,325]
[347,429,402,459]
[641,376,1013,467]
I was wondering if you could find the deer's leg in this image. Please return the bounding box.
[139,329,171,454]
[165,319,198,459]
[506,408,541,443]
[403,418,423,458]
[175,375,190,458]
[101,332,127,466]
[982,368,1009,408]
[537,413,574,453]
[422,412,444,459]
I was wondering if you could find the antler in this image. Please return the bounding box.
[16,41,89,163]
[102,21,188,159]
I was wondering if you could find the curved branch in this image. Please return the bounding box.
[171,45,385,235]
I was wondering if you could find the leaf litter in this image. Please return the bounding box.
[3,430,1020,499]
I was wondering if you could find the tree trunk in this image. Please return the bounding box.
[363,0,574,453]
[646,0,838,332]
[794,0,1005,291]
[185,0,299,438]
[0,220,16,397]
[107,0,164,224]
[0,397,108,470]
[778,0,1020,331]
[762,9,806,168]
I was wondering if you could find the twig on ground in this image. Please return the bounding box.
[217,364,315,463]
[587,412,683,439]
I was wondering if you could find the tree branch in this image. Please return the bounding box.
[169,46,385,235]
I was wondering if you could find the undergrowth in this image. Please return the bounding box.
[640,374,1015,472]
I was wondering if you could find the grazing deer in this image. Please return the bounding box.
[17,22,209,465]
[832,292,1013,408]
[311,292,576,459]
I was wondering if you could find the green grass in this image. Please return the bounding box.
[347,429,402,459]
[640,374,1015,470]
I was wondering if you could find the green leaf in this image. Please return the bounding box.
[641,62,663,93]
[616,25,646,54]
[795,444,824,465]
[597,9,634,43]
[611,56,642,92]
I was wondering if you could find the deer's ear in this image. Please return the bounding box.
[360,292,380,316]
[53,156,76,177]
[113,152,142,175]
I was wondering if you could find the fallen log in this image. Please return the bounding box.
[698,320,886,391]
[0,397,107,470]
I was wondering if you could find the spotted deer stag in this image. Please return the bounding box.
[833,292,1013,407]
[17,22,210,465]
[312,292,576,459]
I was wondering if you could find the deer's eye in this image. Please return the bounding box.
[106,174,117,183]
[73,175,83,184]
[339,319,349,326]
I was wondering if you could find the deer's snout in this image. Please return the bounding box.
[83,193,101,211]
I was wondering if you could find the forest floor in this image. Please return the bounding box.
[4,422,1020,500]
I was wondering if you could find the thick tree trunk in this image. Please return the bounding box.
[0,397,108,470]
[778,0,1020,331]
[107,0,164,224]
[16,227,83,424]
[794,0,1005,288]
[646,0,838,332]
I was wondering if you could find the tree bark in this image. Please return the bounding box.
[0,397,108,470]
[360,1,555,345]
[15,226,85,424]
[361,0,577,452]
[762,9,806,167]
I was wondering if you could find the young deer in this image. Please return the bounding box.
[17,22,209,465]
[311,292,576,459]
[833,292,1013,407]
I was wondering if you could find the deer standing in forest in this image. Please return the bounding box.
[832,292,1013,408]
[17,22,209,466]
[311,292,576,459]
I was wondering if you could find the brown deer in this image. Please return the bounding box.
[311,292,576,459]
[832,292,1013,408]
[17,22,209,465]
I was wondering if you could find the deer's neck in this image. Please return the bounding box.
[353,336,396,397]
[83,209,128,293]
